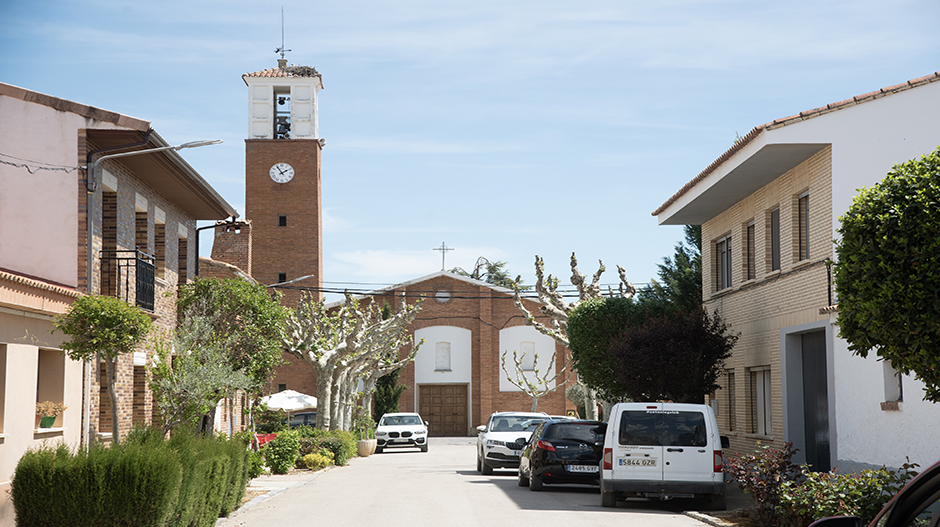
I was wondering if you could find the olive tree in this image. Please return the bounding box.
[54,295,152,445]
[835,146,940,402]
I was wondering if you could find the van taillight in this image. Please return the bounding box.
[714,450,723,473]
[603,448,613,470]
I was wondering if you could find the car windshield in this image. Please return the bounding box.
[543,423,604,443]
[618,410,707,447]
[491,416,546,432]
[381,415,421,426]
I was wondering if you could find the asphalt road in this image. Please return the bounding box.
[217,437,719,527]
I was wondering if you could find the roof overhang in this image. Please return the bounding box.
[656,140,828,225]
[86,129,236,220]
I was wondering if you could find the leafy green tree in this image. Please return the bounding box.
[177,278,287,393]
[639,225,702,313]
[451,257,527,290]
[54,295,153,444]
[567,296,669,400]
[608,307,737,403]
[149,309,253,435]
[835,146,940,402]
[372,367,408,422]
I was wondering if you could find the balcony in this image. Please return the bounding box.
[99,250,155,311]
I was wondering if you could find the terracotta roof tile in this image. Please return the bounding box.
[243,65,322,80]
[652,71,940,217]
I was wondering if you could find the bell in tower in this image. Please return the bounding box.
[242,61,323,141]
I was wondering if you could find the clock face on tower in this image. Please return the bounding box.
[269,162,295,183]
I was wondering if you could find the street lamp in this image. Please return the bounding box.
[85,139,222,193]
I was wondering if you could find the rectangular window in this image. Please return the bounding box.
[0,345,6,434]
[277,272,287,283]
[177,237,188,286]
[749,367,772,435]
[883,363,903,402]
[278,214,287,227]
[277,383,287,392]
[726,370,736,432]
[154,223,166,280]
[770,208,781,271]
[520,341,536,371]
[746,222,755,281]
[798,193,810,261]
[101,191,118,297]
[136,210,148,255]
[37,348,66,428]
[435,342,452,371]
[716,235,732,291]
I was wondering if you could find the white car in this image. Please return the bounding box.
[375,412,429,453]
[476,411,550,475]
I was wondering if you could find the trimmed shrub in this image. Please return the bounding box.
[303,453,333,470]
[263,429,301,474]
[247,450,267,479]
[11,442,182,527]
[724,442,801,526]
[778,462,918,527]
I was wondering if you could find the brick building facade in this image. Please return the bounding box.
[654,72,940,471]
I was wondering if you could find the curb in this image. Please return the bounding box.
[684,511,737,527]
[220,466,334,521]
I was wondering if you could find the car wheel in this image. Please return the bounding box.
[518,471,529,487]
[529,474,543,491]
[420,444,428,453]
[481,456,494,475]
[375,446,383,454]
[476,454,482,473]
[601,491,616,507]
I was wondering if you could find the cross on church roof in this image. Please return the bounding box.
[433,242,454,271]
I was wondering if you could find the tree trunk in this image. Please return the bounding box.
[315,362,333,429]
[107,357,121,445]
[583,386,598,421]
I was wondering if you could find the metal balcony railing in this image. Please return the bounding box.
[99,249,155,311]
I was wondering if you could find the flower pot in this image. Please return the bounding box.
[357,438,377,457]
[39,416,56,428]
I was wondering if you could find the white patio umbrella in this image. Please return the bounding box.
[260,390,318,415]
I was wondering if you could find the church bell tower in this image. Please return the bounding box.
[242,58,324,306]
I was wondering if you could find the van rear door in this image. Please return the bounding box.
[659,406,715,487]
[612,403,664,482]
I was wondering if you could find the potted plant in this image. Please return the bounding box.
[353,405,377,456]
[36,401,67,428]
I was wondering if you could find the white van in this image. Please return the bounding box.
[600,402,728,509]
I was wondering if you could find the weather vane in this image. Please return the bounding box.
[275,6,291,61]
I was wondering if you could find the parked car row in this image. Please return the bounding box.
[476,403,730,510]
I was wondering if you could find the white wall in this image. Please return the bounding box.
[414,326,472,385]
[831,323,940,470]
[0,96,122,287]
[498,326,558,392]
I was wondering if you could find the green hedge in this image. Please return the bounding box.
[11,428,251,527]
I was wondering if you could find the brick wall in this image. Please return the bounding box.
[703,147,833,455]
[80,150,199,443]
[270,275,574,433]
[245,139,322,308]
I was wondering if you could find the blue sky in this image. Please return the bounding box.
[2,0,938,298]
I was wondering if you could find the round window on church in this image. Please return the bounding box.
[435,290,451,303]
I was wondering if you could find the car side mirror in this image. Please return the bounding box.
[425,421,429,427]
[720,436,730,449]
[808,516,863,527]
[476,425,486,433]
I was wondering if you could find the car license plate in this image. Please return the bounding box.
[619,457,657,467]
[567,464,598,473]
[392,438,408,443]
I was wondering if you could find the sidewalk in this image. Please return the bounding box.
[232,466,335,514]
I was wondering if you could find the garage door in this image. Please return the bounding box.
[419,384,468,436]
